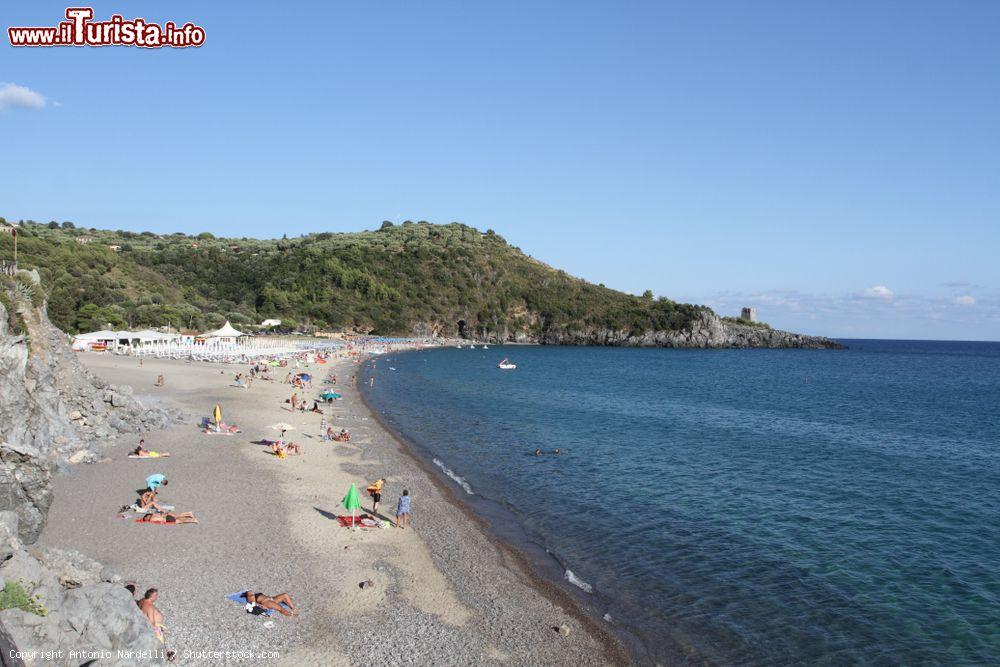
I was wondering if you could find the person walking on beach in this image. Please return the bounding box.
[395,489,410,529]
[319,417,328,441]
[291,392,298,412]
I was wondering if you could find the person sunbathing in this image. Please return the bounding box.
[242,591,298,617]
[310,401,324,413]
[137,512,198,524]
[138,488,168,513]
[132,448,170,458]
[333,429,351,442]
[205,422,239,434]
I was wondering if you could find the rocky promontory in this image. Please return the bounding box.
[535,309,842,349]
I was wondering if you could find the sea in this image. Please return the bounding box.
[361,340,1000,665]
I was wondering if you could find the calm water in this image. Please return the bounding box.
[363,341,1000,665]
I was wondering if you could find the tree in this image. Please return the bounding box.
[197,232,215,240]
[642,290,654,300]
[61,221,75,229]
[380,221,394,230]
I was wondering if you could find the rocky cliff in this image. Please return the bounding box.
[535,310,842,349]
[0,270,179,664]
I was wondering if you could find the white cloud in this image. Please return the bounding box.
[861,285,894,300]
[0,83,47,112]
[954,295,976,306]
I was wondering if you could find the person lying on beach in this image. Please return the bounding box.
[242,591,299,617]
[310,401,324,413]
[137,512,198,524]
[132,449,169,458]
[333,429,350,442]
[204,422,239,434]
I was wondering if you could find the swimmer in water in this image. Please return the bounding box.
[534,448,542,456]
[553,448,561,455]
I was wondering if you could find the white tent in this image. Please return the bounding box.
[202,321,248,346]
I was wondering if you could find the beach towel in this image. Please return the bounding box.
[226,592,292,617]
[128,453,169,458]
[146,474,167,490]
[336,515,379,528]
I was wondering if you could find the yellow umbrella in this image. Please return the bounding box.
[213,404,222,426]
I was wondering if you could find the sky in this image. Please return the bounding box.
[1,1,999,340]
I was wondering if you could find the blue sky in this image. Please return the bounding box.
[2,1,999,340]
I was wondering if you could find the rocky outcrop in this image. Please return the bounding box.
[0,272,181,543]
[536,310,842,349]
[0,512,163,666]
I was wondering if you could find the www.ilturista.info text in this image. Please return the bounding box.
[8,7,205,48]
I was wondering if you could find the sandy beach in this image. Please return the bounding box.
[38,353,627,666]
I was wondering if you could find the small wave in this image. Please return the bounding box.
[432,458,474,495]
[565,568,593,593]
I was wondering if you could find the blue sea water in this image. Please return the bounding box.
[362,341,1000,665]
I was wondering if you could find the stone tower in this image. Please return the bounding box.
[740,307,757,322]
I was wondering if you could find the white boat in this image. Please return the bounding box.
[483,345,489,350]
[497,357,516,370]
[457,345,463,349]
[470,345,476,349]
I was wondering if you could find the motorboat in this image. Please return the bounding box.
[497,357,516,370]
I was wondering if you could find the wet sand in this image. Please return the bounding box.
[39,354,627,665]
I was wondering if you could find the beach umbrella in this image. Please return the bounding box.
[213,404,222,425]
[297,373,312,381]
[342,483,361,528]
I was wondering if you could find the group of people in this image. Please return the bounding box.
[272,429,302,458]
[121,471,199,524]
[365,478,412,529]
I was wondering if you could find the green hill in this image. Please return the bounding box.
[0,219,705,339]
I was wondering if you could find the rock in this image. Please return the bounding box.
[359,580,374,590]
[557,624,571,636]
[0,442,52,544]
[68,411,83,421]
[0,512,22,562]
[67,450,92,465]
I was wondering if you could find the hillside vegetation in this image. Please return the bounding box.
[0,219,707,339]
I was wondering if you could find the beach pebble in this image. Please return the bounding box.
[557,624,571,636]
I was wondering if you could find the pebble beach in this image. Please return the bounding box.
[38,353,627,666]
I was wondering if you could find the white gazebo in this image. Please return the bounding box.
[202,321,248,346]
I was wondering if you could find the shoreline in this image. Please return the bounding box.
[356,359,634,665]
[38,352,628,665]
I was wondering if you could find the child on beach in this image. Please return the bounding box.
[395,490,410,529]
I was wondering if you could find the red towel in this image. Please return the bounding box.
[337,515,376,528]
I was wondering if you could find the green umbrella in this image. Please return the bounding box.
[342,483,361,528]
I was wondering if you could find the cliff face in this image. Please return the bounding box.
[534,310,842,349]
[0,271,176,662]
[0,270,181,543]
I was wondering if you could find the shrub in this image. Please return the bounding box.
[0,580,48,617]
